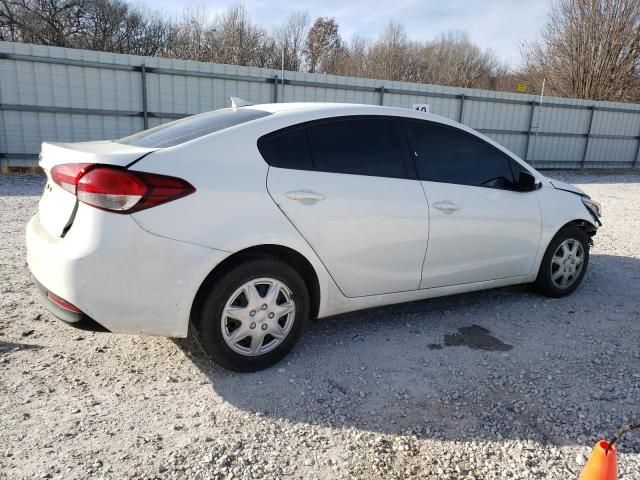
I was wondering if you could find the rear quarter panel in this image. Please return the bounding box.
[130,119,315,253]
[130,117,342,318]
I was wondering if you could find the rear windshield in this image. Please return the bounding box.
[116,108,271,148]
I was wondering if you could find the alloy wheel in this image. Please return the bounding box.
[550,238,584,289]
[220,278,295,356]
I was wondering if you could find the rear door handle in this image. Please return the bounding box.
[433,200,461,214]
[285,190,326,202]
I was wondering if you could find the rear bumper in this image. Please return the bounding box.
[33,277,109,332]
[26,206,230,337]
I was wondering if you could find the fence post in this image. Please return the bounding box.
[458,94,465,123]
[0,78,7,173]
[523,101,536,163]
[281,74,285,102]
[633,122,640,168]
[581,105,595,167]
[141,64,148,130]
[273,75,279,103]
[379,86,385,106]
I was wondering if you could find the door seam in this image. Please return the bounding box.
[265,165,348,298]
[417,180,431,288]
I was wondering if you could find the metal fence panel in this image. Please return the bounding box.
[529,135,586,164]
[1,41,640,170]
[587,138,637,164]
[591,110,640,136]
[485,132,528,159]
[536,105,591,134]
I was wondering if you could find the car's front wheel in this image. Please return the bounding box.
[535,225,590,298]
[192,257,309,372]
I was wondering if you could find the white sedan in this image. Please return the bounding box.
[26,102,601,371]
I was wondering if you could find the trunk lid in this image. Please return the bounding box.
[38,141,157,237]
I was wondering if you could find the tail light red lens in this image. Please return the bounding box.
[77,168,147,212]
[50,164,195,213]
[50,163,92,194]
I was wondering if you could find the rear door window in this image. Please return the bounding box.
[257,127,313,170]
[407,121,516,189]
[117,108,271,148]
[306,117,407,178]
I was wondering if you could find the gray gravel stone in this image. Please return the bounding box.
[1,171,640,480]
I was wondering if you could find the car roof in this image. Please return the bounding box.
[250,102,446,122]
[251,102,387,113]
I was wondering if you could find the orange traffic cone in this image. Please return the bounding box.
[578,440,617,480]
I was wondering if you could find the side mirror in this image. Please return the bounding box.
[517,171,538,192]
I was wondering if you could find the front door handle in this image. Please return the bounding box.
[433,200,461,214]
[285,190,326,202]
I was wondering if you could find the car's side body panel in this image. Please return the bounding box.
[267,168,429,297]
[26,102,599,340]
[319,275,531,318]
[419,181,542,288]
[530,181,598,278]
[129,124,342,323]
[128,103,597,320]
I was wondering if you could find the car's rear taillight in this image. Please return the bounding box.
[50,164,195,213]
[50,163,92,194]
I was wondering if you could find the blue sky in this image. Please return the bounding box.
[140,0,553,67]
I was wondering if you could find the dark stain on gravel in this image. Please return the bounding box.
[431,324,513,351]
[0,340,44,353]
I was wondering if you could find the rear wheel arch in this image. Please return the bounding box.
[190,244,321,325]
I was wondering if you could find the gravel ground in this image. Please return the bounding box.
[1,171,639,480]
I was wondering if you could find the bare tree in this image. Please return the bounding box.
[366,23,413,80]
[209,4,271,67]
[0,0,88,45]
[304,17,342,73]
[333,35,369,77]
[346,35,369,76]
[78,0,172,55]
[168,7,215,62]
[0,0,171,54]
[271,11,309,71]
[422,31,505,88]
[132,10,174,56]
[0,1,516,92]
[335,27,506,88]
[521,0,640,101]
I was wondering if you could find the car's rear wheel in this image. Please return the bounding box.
[535,225,590,298]
[192,257,309,372]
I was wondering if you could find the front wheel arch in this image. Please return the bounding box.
[562,219,598,241]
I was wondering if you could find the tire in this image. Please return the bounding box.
[191,257,309,372]
[534,225,590,298]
